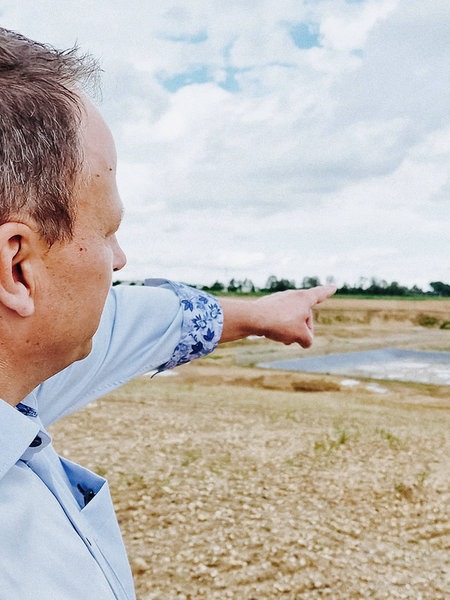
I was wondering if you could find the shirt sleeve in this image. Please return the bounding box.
[34,280,223,426]
[147,279,223,372]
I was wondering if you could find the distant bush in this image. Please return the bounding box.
[416,314,440,328]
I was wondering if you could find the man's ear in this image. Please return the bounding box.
[0,222,37,317]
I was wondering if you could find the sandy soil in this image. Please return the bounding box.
[51,298,450,599]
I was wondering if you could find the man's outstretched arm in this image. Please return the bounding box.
[219,285,336,347]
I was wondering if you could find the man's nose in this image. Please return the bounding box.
[113,237,127,272]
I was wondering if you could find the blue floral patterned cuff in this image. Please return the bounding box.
[144,279,223,371]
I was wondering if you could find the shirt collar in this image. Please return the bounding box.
[0,398,51,482]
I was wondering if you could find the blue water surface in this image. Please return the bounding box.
[258,348,450,385]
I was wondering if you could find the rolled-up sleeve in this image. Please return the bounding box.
[34,280,223,426]
[147,279,223,372]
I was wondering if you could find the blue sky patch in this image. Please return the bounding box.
[164,30,208,44]
[219,66,240,92]
[158,39,246,94]
[290,22,321,49]
[158,65,244,93]
[157,66,213,92]
[218,41,244,92]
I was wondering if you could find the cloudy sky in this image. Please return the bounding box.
[2,0,449,289]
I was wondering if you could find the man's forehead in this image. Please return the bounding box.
[79,95,117,170]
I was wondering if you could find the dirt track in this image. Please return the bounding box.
[51,298,450,599]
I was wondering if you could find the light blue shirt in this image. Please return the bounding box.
[0,280,223,599]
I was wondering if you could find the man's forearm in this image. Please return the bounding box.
[219,285,336,347]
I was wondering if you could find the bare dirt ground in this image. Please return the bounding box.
[51,298,450,599]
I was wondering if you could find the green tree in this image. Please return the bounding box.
[264,275,296,292]
[430,281,450,296]
[301,276,321,289]
[227,278,242,293]
[206,281,225,293]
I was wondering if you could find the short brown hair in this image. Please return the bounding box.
[0,28,100,244]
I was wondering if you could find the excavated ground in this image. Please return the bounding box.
[51,298,450,599]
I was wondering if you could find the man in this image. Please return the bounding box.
[0,28,335,599]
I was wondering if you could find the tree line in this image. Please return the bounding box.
[112,276,450,297]
[200,276,450,297]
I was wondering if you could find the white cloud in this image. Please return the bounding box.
[320,0,398,51]
[2,0,450,288]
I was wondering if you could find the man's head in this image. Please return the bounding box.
[0,27,99,245]
[0,29,126,403]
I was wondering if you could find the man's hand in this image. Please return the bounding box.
[219,285,336,348]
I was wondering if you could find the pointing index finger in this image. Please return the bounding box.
[306,284,337,306]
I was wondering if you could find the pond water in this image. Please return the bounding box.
[258,348,450,386]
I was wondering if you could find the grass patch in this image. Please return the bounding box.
[313,428,351,454]
[376,428,402,449]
